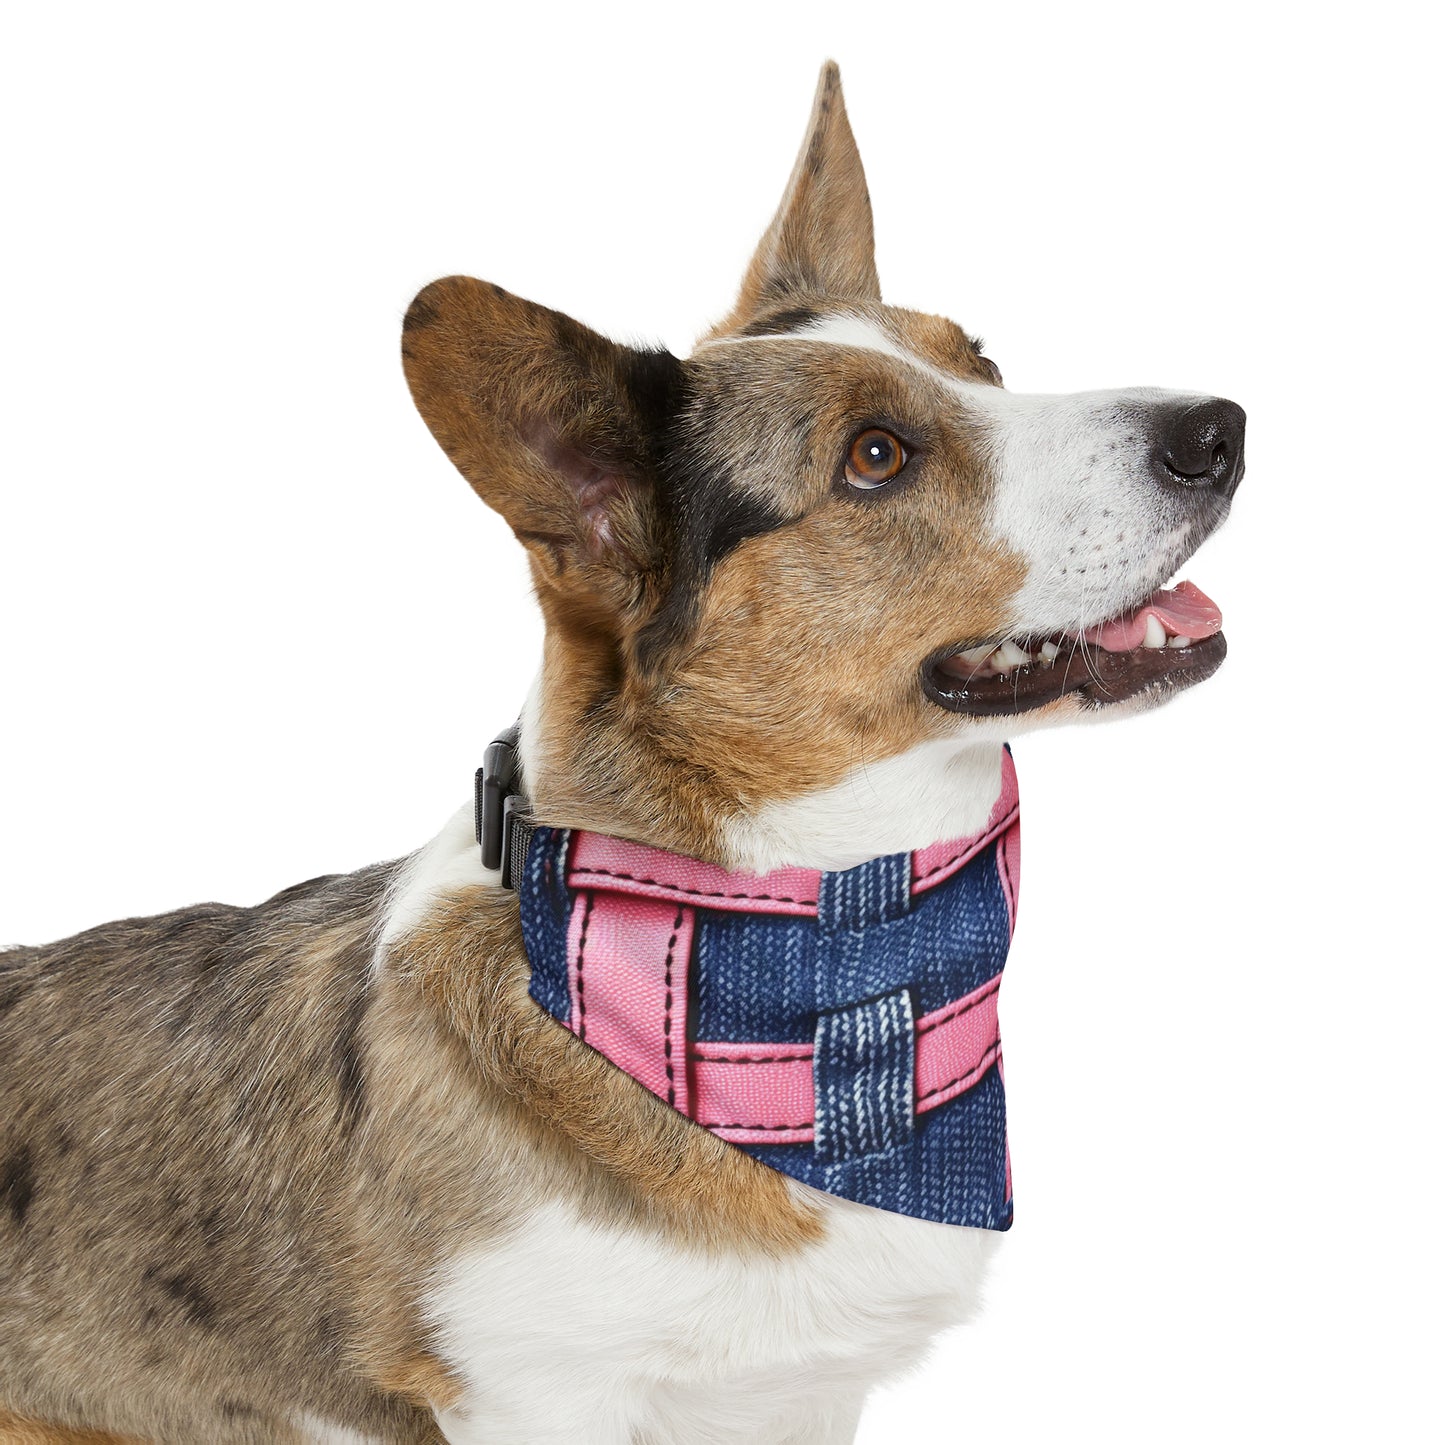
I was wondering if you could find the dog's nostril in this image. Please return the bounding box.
[1155,397,1247,499]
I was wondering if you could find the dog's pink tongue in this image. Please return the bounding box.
[1080,581,1223,652]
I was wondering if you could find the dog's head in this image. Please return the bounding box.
[402,63,1244,868]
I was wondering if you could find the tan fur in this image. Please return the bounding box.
[0,1413,142,1445]
[884,308,1004,386]
[401,275,671,616]
[362,1356,465,1415]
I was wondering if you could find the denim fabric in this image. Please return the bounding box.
[758,1064,1009,1228]
[691,854,1010,1043]
[523,825,1014,1230]
[814,988,916,1163]
[520,826,573,1025]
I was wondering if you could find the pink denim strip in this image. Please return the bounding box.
[689,973,1002,1144]
[566,890,695,1113]
[996,818,1022,933]
[568,834,821,916]
[567,745,1019,919]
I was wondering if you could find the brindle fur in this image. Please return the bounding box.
[0,870,443,1442]
[4,62,1028,1441]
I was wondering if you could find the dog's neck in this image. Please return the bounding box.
[374,659,1009,962]
[518,659,1008,875]
[717,737,1008,872]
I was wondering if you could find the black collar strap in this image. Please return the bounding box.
[475,724,533,890]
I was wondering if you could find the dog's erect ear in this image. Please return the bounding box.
[402,277,682,609]
[712,61,880,336]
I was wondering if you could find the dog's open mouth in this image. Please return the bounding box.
[923,581,1227,716]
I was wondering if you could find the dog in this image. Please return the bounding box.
[0,61,1243,1445]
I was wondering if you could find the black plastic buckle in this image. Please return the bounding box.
[475,724,532,890]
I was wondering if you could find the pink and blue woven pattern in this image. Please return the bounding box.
[523,747,1020,1229]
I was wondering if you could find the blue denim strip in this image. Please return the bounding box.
[691,855,1009,1043]
[743,1064,1011,1229]
[816,851,913,936]
[814,987,916,1162]
[523,827,574,1026]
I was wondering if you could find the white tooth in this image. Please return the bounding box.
[1040,640,1061,663]
[959,643,995,666]
[1168,633,1192,649]
[996,640,1031,669]
[1142,615,1168,648]
[988,650,1010,673]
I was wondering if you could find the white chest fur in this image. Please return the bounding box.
[424,1192,999,1445]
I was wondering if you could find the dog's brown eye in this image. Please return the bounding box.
[845,428,907,489]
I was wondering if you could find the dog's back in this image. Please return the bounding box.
[0,870,442,1443]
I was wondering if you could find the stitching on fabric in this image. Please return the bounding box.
[997,830,1017,917]
[571,866,817,907]
[692,979,1000,1060]
[695,1038,999,1129]
[691,1049,812,1065]
[575,891,595,1044]
[910,807,1019,885]
[914,976,1001,1037]
[662,905,684,1108]
[695,1119,814,1132]
[916,1040,1001,1104]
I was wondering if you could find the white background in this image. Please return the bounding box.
[3,3,1441,1441]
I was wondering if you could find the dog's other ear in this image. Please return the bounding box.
[402,277,682,613]
[711,60,880,336]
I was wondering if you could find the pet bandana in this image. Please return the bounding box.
[516,748,1019,1230]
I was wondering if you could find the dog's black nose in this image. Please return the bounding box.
[1153,397,1246,499]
